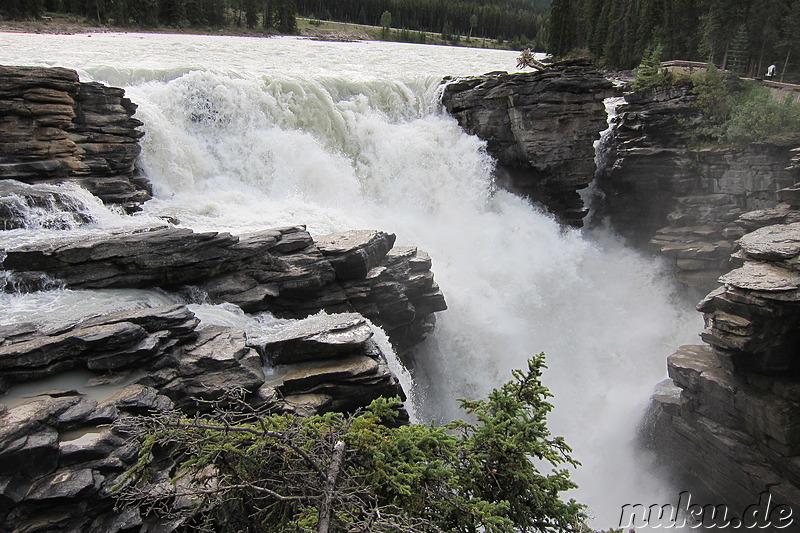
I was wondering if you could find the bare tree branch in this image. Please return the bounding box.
[317,439,346,533]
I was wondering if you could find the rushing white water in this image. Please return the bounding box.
[0,32,702,529]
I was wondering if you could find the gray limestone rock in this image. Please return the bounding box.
[0,305,199,383]
[257,312,373,365]
[442,60,615,226]
[315,230,396,280]
[139,325,265,412]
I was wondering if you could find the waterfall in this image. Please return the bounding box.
[0,33,702,530]
[581,95,626,223]
[128,67,701,528]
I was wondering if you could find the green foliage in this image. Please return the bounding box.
[689,66,800,144]
[114,354,587,533]
[441,20,453,41]
[724,88,800,143]
[546,0,799,77]
[380,10,391,39]
[631,43,673,90]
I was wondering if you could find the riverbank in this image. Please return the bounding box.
[0,14,514,49]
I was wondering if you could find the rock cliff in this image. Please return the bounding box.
[0,66,148,212]
[646,206,800,518]
[441,60,615,226]
[597,85,800,293]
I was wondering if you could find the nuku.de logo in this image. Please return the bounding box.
[618,491,794,529]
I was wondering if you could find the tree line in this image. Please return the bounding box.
[547,0,800,80]
[297,0,550,47]
[1,0,550,49]
[3,0,299,33]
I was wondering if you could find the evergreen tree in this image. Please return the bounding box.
[727,23,751,75]
[114,355,588,533]
[244,0,259,28]
[380,10,392,39]
[547,0,573,56]
[275,0,296,33]
[442,20,453,41]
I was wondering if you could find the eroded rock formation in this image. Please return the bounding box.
[441,60,615,226]
[598,85,800,293]
[2,224,446,350]
[0,306,406,532]
[647,208,800,517]
[0,66,148,211]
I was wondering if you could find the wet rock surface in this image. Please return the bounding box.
[2,225,447,349]
[442,60,615,226]
[0,66,148,212]
[0,305,408,532]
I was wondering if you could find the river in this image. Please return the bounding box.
[0,31,702,529]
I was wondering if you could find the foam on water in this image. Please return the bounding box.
[0,33,701,529]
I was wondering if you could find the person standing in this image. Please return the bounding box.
[766,63,777,80]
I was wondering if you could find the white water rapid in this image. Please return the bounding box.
[0,32,702,529]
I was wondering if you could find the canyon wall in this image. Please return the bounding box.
[598,85,799,294]
[441,59,615,226]
[598,86,800,521]
[646,208,800,520]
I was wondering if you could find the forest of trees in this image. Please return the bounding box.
[1,0,551,49]
[4,0,298,34]
[295,0,550,46]
[3,0,799,80]
[0,0,551,50]
[547,0,800,79]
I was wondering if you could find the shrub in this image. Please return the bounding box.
[114,354,588,533]
[631,44,673,91]
[689,66,800,144]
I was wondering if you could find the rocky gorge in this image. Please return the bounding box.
[443,66,800,526]
[1,58,799,532]
[0,65,447,531]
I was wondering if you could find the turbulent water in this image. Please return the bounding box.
[0,32,701,528]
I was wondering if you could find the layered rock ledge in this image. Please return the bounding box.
[441,60,615,226]
[646,208,800,516]
[0,305,406,532]
[2,224,446,350]
[0,66,148,212]
[597,85,800,293]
